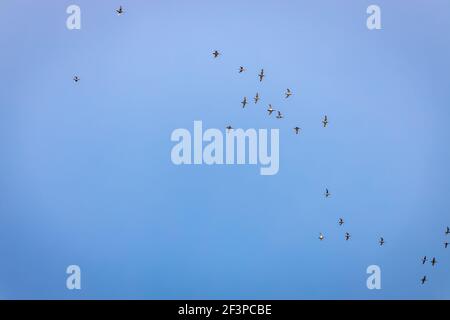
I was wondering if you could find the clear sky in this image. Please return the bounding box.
[0,0,449,299]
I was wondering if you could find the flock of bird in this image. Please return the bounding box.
[212,48,449,286]
[420,226,450,284]
[71,5,448,288]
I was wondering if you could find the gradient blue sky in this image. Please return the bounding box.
[1,0,450,299]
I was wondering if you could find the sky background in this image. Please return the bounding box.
[0,0,450,299]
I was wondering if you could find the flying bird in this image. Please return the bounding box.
[339,218,344,226]
[431,257,437,266]
[239,66,245,73]
[322,115,328,127]
[319,233,324,241]
[267,104,275,115]
[226,125,233,133]
[379,237,385,246]
[294,127,301,134]
[212,50,220,58]
[422,256,427,264]
[73,76,80,82]
[241,97,247,108]
[254,93,259,104]
[258,69,265,82]
[421,276,427,285]
[324,188,331,198]
[276,111,283,119]
[345,232,351,241]
[445,242,449,249]
[446,226,450,235]
[285,88,292,98]
[116,6,124,15]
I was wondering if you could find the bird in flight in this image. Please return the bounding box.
[226,125,233,133]
[267,104,275,115]
[212,50,220,58]
[319,233,324,241]
[421,276,427,285]
[241,97,247,108]
[445,242,449,249]
[345,232,351,241]
[338,218,344,226]
[431,257,437,266]
[239,66,245,73]
[258,69,265,82]
[285,88,292,98]
[254,93,259,104]
[293,127,301,134]
[322,115,328,127]
[446,226,450,235]
[276,111,283,119]
[324,188,331,198]
[422,256,428,264]
[73,76,80,82]
[379,237,385,246]
[116,6,124,15]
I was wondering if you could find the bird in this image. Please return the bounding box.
[73,76,80,82]
[421,276,427,285]
[258,69,265,82]
[212,50,220,58]
[324,188,331,198]
[226,125,233,133]
[345,232,351,241]
[379,237,385,246]
[338,218,344,226]
[267,104,275,115]
[238,66,245,73]
[241,97,247,108]
[276,111,283,119]
[319,233,324,241]
[446,226,450,235]
[431,257,437,266]
[422,256,428,264]
[254,93,259,104]
[285,88,292,98]
[293,127,301,134]
[322,115,328,127]
[445,242,449,249]
[116,6,124,15]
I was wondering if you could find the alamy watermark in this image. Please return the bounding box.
[170,121,279,175]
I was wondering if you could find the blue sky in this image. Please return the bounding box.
[0,0,449,299]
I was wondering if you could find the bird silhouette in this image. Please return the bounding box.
[116,6,124,15]
[285,88,292,98]
[212,50,220,58]
[258,69,265,82]
[322,115,328,127]
[431,257,437,266]
[241,97,247,108]
[422,256,427,264]
[254,93,259,104]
